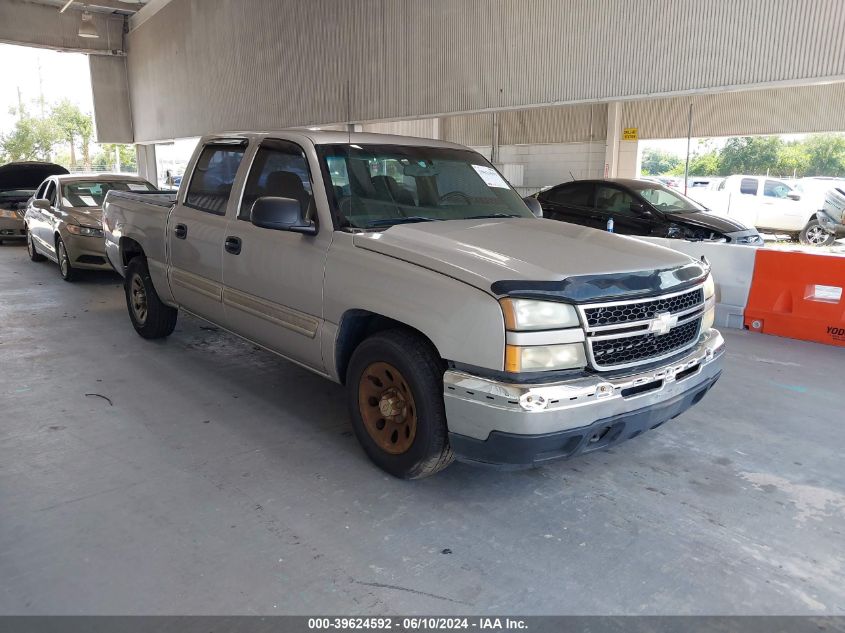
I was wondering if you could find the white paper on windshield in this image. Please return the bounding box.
[471,165,510,189]
[127,183,148,191]
[79,195,97,206]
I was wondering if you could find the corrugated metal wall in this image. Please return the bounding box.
[622,83,845,139]
[126,0,845,142]
[89,56,134,143]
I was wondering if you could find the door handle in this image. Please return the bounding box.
[224,236,242,255]
[174,223,188,239]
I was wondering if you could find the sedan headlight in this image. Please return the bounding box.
[506,343,587,372]
[0,209,19,219]
[66,224,104,238]
[499,298,580,331]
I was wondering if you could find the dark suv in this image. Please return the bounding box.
[535,178,762,244]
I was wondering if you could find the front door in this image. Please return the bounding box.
[220,138,329,372]
[30,179,59,257]
[168,141,247,323]
[593,184,653,235]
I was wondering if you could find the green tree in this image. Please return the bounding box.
[774,142,809,177]
[92,144,137,172]
[0,105,57,162]
[717,136,782,176]
[50,99,94,170]
[640,148,682,175]
[802,134,845,177]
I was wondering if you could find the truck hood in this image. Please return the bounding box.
[353,218,706,302]
[663,210,749,234]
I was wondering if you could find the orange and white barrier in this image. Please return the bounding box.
[744,250,845,347]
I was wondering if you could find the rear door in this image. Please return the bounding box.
[168,139,248,323]
[219,137,329,372]
[537,182,596,227]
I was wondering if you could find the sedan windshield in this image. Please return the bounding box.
[629,182,705,213]
[61,180,155,208]
[317,144,532,229]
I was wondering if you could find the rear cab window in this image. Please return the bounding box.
[739,178,759,195]
[185,142,247,215]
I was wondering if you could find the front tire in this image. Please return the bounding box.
[799,218,835,247]
[346,329,454,479]
[125,256,178,339]
[56,236,76,281]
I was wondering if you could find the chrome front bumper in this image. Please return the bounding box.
[444,329,725,443]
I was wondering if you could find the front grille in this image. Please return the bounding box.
[583,288,703,327]
[591,318,701,369]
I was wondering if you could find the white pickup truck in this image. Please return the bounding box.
[102,131,724,478]
[688,174,832,244]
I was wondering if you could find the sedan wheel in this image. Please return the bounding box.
[56,237,76,281]
[27,230,46,262]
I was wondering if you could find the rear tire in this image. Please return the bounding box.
[799,218,835,247]
[125,256,178,339]
[346,329,454,479]
[56,236,76,281]
[27,229,46,262]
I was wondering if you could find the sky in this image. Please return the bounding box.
[0,43,94,134]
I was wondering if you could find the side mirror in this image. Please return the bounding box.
[32,199,51,211]
[630,202,651,217]
[251,196,316,235]
[523,196,543,218]
[787,192,801,201]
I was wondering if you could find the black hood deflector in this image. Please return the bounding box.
[491,261,709,303]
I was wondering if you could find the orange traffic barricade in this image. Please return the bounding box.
[744,250,845,347]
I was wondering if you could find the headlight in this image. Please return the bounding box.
[703,274,715,300]
[499,298,580,331]
[505,343,587,372]
[0,209,18,219]
[66,224,104,238]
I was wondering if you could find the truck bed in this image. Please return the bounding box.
[102,189,177,278]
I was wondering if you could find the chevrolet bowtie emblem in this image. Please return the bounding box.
[649,312,678,336]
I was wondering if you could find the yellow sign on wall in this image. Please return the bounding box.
[622,127,638,141]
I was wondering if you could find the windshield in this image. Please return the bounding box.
[61,180,155,208]
[316,144,533,229]
[629,181,705,213]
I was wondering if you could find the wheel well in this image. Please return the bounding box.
[120,237,145,268]
[335,310,440,384]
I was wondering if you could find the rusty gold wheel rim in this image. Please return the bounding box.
[358,361,417,455]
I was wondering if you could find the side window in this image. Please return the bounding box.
[595,185,636,215]
[542,182,593,206]
[184,143,247,215]
[739,178,758,195]
[239,140,314,221]
[44,181,57,205]
[35,181,48,199]
[764,180,790,199]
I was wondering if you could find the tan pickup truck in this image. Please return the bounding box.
[102,131,724,478]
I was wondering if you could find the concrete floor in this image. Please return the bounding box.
[0,241,843,616]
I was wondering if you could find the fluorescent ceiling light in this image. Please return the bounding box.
[59,0,75,12]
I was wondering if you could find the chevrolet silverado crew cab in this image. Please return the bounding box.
[102,131,724,479]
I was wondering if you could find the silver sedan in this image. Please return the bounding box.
[25,174,156,281]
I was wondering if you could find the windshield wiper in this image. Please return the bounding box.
[365,216,442,228]
[463,213,521,220]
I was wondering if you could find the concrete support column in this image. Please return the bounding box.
[136,144,157,186]
[617,140,640,178]
[604,102,622,178]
